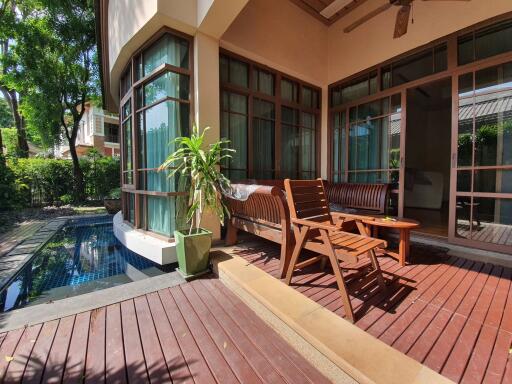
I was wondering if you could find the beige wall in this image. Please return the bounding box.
[221,0,328,87]
[327,0,512,84]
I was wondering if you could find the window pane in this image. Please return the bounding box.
[474,63,512,167]
[230,58,249,88]
[123,119,133,178]
[128,193,135,224]
[470,197,512,244]
[147,196,175,237]
[220,55,229,83]
[253,68,274,95]
[474,169,512,194]
[143,72,189,106]
[282,79,298,102]
[281,107,300,179]
[332,111,346,178]
[458,73,474,167]
[253,99,275,179]
[122,100,131,120]
[229,93,247,114]
[143,34,189,76]
[144,101,190,174]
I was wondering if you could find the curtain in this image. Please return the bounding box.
[281,107,299,179]
[253,99,275,179]
[143,34,189,76]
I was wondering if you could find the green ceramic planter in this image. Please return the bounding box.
[174,228,212,279]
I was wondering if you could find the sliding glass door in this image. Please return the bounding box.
[450,61,512,251]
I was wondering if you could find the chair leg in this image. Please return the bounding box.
[368,249,386,290]
[285,227,309,285]
[320,230,355,323]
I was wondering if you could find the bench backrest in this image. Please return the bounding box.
[225,185,289,230]
[324,182,389,214]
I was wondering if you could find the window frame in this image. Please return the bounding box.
[119,27,193,239]
[219,49,322,180]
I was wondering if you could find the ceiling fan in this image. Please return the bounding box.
[343,0,471,38]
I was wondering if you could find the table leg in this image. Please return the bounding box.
[398,229,410,266]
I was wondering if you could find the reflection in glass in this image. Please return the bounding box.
[253,99,275,179]
[143,34,189,76]
[143,72,189,106]
[469,197,512,244]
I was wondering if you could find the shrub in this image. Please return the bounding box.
[3,155,120,209]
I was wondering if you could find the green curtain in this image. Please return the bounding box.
[253,99,275,179]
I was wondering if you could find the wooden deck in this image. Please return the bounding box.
[0,277,330,383]
[231,236,512,384]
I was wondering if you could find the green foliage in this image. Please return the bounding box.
[0,154,17,209]
[159,125,234,233]
[108,187,121,199]
[2,0,99,199]
[2,156,120,209]
[0,97,13,128]
[0,127,16,153]
[80,150,120,200]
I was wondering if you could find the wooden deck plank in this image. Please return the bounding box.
[234,240,512,383]
[200,278,331,384]
[85,307,106,383]
[157,289,216,384]
[441,266,503,382]
[482,329,512,384]
[41,315,75,383]
[404,260,484,359]
[22,319,59,384]
[2,324,42,382]
[145,292,193,384]
[105,303,127,383]
[176,284,260,383]
[378,257,469,346]
[169,285,241,384]
[120,299,148,384]
[133,295,172,383]
[62,311,90,384]
[189,280,287,384]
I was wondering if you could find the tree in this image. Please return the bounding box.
[0,97,13,128]
[0,0,29,158]
[4,0,99,201]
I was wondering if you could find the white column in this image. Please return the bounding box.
[193,31,222,240]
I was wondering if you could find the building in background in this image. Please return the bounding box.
[96,0,512,264]
[55,101,120,158]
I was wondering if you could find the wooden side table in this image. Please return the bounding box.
[361,217,420,266]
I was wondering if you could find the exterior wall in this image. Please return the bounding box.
[327,0,512,84]
[55,103,120,158]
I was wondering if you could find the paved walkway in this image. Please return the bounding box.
[0,221,44,259]
[0,278,330,383]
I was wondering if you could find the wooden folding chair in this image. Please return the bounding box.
[283,179,387,323]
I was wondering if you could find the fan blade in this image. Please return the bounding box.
[344,3,392,33]
[393,4,411,38]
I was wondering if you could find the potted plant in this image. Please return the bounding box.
[159,125,233,279]
[104,187,121,214]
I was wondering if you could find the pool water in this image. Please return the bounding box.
[0,216,172,312]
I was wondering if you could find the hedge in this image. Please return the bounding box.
[1,155,120,209]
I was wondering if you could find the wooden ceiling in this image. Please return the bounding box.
[288,0,369,25]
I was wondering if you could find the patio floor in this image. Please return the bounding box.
[0,277,330,383]
[230,236,512,384]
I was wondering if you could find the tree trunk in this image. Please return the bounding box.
[9,90,29,158]
[68,132,85,202]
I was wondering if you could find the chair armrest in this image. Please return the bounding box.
[291,218,338,232]
[330,212,374,222]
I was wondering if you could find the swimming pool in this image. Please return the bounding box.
[0,216,173,312]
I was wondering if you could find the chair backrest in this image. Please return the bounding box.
[284,179,332,224]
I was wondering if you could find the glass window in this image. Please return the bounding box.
[253,99,275,179]
[220,91,248,181]
[331,71,377,107]
[220,55,249,88]
[458,19,512,65]
[332,111,346,182]
[252,68,274,95]
[382,44,447,89]
[347,94,401,184]
[140,71,190,107]
[142,34,189,77]
[281,79,298,103]
[104,123,119,143]
[302,86,319,109]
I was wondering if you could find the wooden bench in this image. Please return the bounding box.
[224,184,293,278]
[224,180,390,278]
[324,181,390,215]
